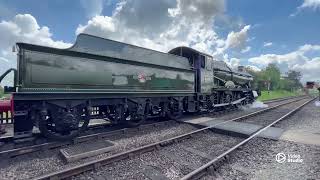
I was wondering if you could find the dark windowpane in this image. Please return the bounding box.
[200,56,205,68]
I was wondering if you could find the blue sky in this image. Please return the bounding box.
[227,0,320,54]
[2,0,319,51]
[0,0,320,83]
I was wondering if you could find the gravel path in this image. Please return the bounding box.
[236,98,310,126]
[0,122,198,180]
[201,138,320,180]
[200,98,319,180]
[274,99,320,134]
[74,131,244,180]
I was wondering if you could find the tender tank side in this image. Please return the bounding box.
[16,34,195,93]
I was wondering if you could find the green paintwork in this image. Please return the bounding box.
[16,34,195,93]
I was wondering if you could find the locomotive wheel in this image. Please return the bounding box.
[167,101,182,120]
[124,112,146,127]
[222,93,233,104]
[38,106,90,141]
[123,104,148,127]
[168,109,182,120]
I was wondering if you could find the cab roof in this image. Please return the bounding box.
[168,46,213,58]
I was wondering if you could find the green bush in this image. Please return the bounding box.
[246,63,302,92]
[0,86,3,98]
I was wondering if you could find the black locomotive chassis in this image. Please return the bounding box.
[12,89,253,137]
[13,92,189,136]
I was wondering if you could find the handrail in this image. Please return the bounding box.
[0,68,17,92]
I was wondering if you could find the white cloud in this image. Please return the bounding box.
[290,0,320,16]
[0,14,71,86]
[224,57,240,69]
[298,0,320,10]
[76,0,229,54]
[263,42,272,47]
[214,25,251,56]
[248,44,320,82]
[246,65,261,72]
[168,0,225,23]
[76,15,116,35]
[224,25,251,49]
[293,57,320,81]
[80,0,104,18]
[247,36,255,42]
[241,46,251,53]
[223,57,261,72]
[298,44,320,51]
[0,14,71,50]
[76,0,250,57]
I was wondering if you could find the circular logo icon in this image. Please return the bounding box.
[276,153,286,163]
[138,73,146,83]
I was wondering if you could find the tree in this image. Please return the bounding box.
[279,78,294,91]
[245,67,260,89]
[245,64,303,92]
[286,70,303,90]
[264,63,281,90]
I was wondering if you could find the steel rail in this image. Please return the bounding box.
[0,120,173,158]
[32,97,309,180]
[181,97,316,180]
[0,121,114,143]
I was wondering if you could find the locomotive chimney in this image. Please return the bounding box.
[238,66,244,72]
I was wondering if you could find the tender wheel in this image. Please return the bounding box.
[167,100,182,120]
[123,104,148,127]
[124,111,146,127]
[38,105,90,141]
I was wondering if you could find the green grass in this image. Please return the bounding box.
[0,90,10,99]
[0,93,9,99]
[258,90,303,101]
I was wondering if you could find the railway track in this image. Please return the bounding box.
[0,120,178,159]
[181,97,316,180]
[29,96,314,180]
[0,95,304,158]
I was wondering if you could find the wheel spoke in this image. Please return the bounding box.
[38,106,90,140]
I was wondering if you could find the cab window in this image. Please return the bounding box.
[200,55,205,68]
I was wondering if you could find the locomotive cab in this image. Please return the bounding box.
[169,47,257,106]
[169,47,214,93]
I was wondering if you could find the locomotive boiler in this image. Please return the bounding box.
[0,34,257,140]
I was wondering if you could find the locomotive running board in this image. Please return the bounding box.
[213,97,246,107]
[231,97,246,105]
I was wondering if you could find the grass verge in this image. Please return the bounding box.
[258,90,303,101]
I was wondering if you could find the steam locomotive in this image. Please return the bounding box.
[0,34,257,140]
